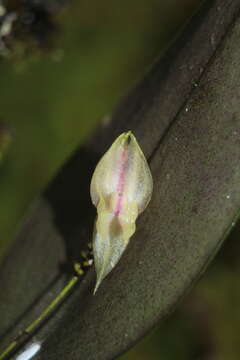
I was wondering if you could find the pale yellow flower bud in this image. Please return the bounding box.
[90,131,153,293]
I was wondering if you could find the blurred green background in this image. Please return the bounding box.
[1,0,239,359]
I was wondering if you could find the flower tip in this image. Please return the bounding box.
[93,274,104,295]
[125,130,132,137]
[125,130,133,138]
[120,130,134,147]
[93,285,98,295]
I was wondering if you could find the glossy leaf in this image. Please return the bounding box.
[1,0,240,359]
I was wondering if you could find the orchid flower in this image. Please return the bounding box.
[90,131,153,293]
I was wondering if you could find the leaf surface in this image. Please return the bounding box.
[1,0,240,359]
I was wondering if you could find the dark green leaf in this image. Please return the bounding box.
[1,0,240,359]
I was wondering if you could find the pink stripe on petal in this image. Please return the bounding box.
[114,147,128,215]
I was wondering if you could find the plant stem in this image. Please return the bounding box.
[0,263,86,360]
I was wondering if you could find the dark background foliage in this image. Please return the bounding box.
[0,0,240,359]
